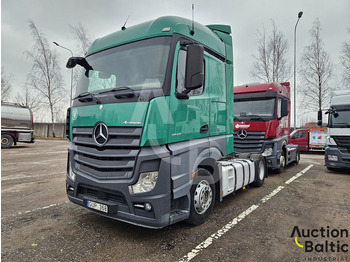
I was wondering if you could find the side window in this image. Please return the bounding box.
[176,49,204,96]
[293,130,306,139]
[277,98,282,119]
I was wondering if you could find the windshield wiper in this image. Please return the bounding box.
[331,123,350,128]
[75,92,101,104]
[99,86,136,99]
[249,115,265,121]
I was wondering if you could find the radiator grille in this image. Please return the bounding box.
[71,126,142,180]
[233,131,266,153]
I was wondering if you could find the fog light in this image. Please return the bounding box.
[144,203,152,211]
[328,155,338,161]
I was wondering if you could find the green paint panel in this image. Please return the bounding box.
[140,97,170,146]
[71,102,149,127]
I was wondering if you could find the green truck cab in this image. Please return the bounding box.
[65,16,266,228]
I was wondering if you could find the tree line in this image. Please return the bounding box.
[1,18,350,136]
[1,21,92,137]
[251,18,350,116]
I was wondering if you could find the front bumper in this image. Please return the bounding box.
[325,146,350,169]
[66,145,173,229]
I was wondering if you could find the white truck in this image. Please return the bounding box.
[324,90,350,170]
[1,103,34,148]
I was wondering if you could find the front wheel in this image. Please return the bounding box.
[275,150,286,174]
[186,169,215,226]
[251,155,267,187]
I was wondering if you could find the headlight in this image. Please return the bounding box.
[326,137,337,146]
[262,147,273,157]
[129,171,159,194]
[68,162,76,181]
[328,155,338,161]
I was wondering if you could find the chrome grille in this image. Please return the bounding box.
[333,136,350,148]
[71,126,142,180]
[233,131,266,153]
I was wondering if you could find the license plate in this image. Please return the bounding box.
[87,200,108,213]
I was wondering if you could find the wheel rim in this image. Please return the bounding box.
[258,161,265,180]
[194,180,213,215]
[2,137,9,145]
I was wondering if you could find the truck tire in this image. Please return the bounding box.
[251,155,267,187]
[275,150,286,174]
[186,168,215,226]
[295,149,300,165]
[1,134,14,148]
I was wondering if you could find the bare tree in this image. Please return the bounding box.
[25,20,66,137]
[299,19,334,112]
[70,23,92,56]
[14,87,41,112]
[1,66,13,102]
[69,23,93,95]
[251,21,291,82]
[340,28,350,85]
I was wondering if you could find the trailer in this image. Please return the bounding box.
[1,103,34,148]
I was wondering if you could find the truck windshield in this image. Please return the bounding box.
[74,37,171,98]
[329,107,350,127]
[234,98,275,121]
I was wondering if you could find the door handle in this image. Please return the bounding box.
[200,125,209,134]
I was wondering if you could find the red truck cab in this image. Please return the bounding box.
[233,82,299,173]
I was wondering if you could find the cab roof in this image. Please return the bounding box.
[86,16,231,60]
[234,82,290,98]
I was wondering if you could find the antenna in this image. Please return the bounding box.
[122,15,130,31]
[190,4,195,35]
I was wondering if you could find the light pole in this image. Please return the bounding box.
[293,11,303,130]
[53,42,74,106]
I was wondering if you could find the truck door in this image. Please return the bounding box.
[168,47,210,143]
[207,54,226,137]
[290,129,308,151]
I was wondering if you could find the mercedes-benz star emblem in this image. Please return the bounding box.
[237,129,248,139]
[93,122,108,146]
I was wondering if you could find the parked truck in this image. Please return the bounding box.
[323,89,350,170]
[233,82,299,173]
[1,102,34,148]
[289,128,327,151]
[64,16,268,229]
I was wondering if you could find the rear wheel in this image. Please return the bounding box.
[186,169,215,226]
[1,134,14,148]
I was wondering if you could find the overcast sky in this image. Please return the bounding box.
[1,0,350,123]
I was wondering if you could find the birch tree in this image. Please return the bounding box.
[69,23,93,94]
[25,20,66,136]
[1,67,13,102]
[251,21,291,82]
[299,19,334,112]
[340,28,350,85]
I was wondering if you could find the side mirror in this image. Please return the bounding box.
[317,110,322,126]
[281,99,288,117]
[66,57,93,71]
[185,44,204,90]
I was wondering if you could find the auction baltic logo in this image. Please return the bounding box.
[291,226,349,261]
